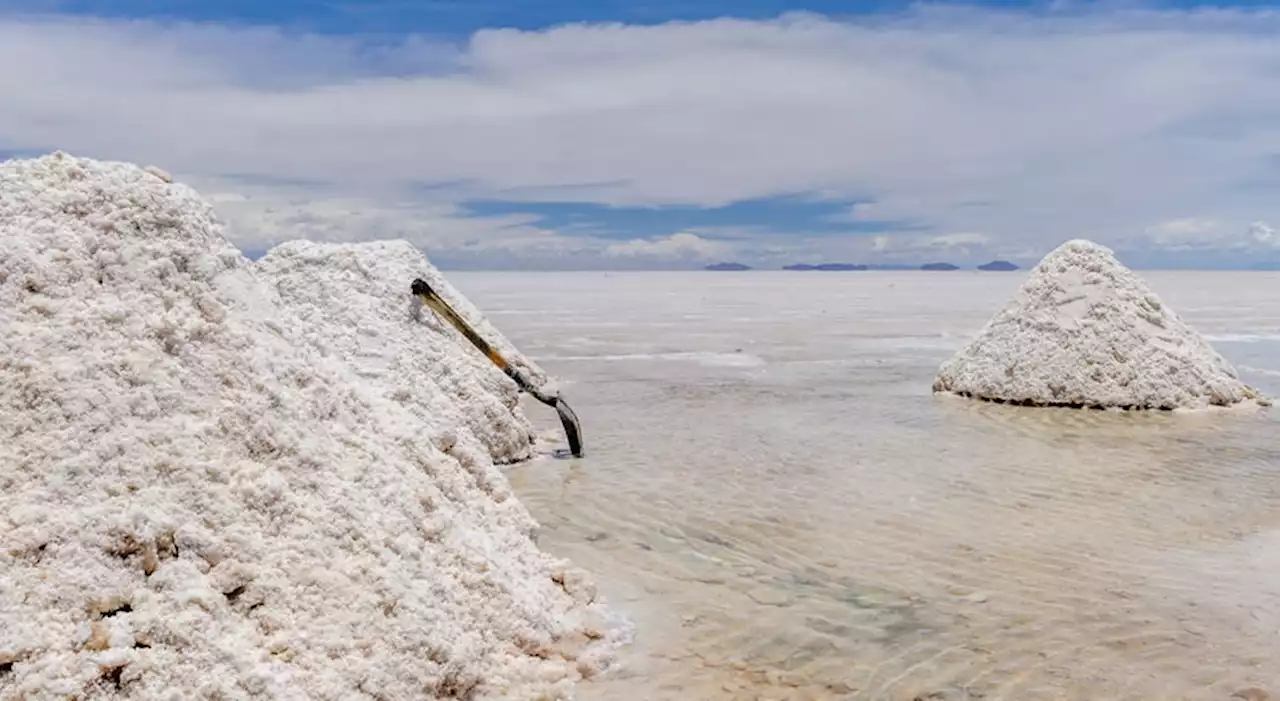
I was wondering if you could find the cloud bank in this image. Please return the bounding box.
[3,7,1280,267]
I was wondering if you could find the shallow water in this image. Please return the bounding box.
[453,270,1280,701]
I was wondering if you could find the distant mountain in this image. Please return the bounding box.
[865,264,917,271]
[704,262,753,271]
[1251,261,1280,271]
[783,263,868,271]
[921,262,960,271]
[977,260,1019,271]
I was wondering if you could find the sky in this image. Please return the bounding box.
[4,1,1280,269]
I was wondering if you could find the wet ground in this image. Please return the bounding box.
[453,270,1280,701]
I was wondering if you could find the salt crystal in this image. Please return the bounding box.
[0,152,626,699]
[934,239,1270,410]
[254,239,542,467]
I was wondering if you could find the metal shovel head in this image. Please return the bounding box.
[553,396,584,458]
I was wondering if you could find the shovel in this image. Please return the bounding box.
[411,278,584,458]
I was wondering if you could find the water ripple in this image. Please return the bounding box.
[456,271,1280,701]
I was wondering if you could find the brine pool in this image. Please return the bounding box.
[454,270,1280,701]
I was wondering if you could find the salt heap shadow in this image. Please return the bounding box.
[0,153,623,700]
[933,239,1270,410]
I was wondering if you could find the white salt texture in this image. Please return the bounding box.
[255,240,540,465]
[933,239,1270,410]
[407,255,556,398]
[0,152,623,701]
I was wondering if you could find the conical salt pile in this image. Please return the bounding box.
[0,153,624,700]
[933,239,1269,410]
[256,240,541,466]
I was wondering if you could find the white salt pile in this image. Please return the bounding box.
[0,152,624,700]
[933,239,1270,410]
[255,240,540,466]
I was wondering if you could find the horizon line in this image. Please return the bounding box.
[432,265,1280,272]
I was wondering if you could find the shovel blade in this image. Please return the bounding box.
[553,397,584,458]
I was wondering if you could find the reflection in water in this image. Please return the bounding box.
[454,271,1280,701]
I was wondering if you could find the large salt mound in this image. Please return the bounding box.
[0,152,622,700]
[933,239,1270,410]
[255,240,539,466]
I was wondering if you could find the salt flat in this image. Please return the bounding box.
[453,270,1280,701]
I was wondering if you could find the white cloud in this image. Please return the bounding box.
[1126,218,1280,259]
[4,9,1280,266]
[860,231,996,261]
[925,233,990,248]
[1250,221,1279,248]
[182,176,568,256]
[604,232,731,260]
[1141,218,1227,248]
[1145,218,1221,239]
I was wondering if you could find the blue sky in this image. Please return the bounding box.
[30,0,1280,34]
[4,0,1280,268]
[4,0,1062,34]
[460,195,913,239]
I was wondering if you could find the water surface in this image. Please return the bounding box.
[453,271,1280,701]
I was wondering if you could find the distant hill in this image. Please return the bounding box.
[921,262,960,271]
[783,263,867,271]
[704,262,752,271]
[977,260,1019,271]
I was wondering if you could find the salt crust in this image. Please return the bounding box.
[254,240,539,466]
[933,239,1270,410]
[0,152,624,700]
